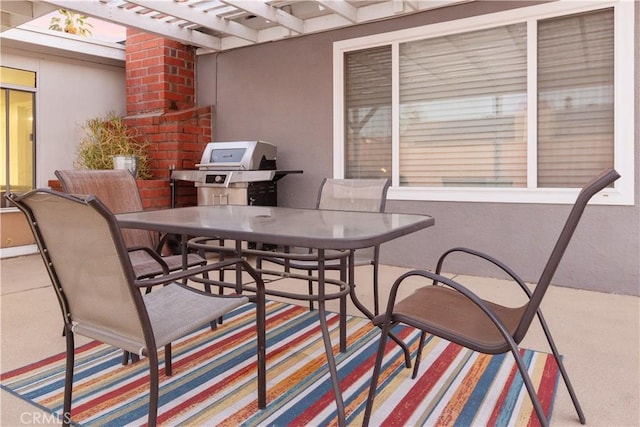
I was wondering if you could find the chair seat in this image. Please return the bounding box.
[389,286,526,354]
[130,252,206,279]
[144,283,248,349]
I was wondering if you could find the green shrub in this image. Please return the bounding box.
[75,111,151,179]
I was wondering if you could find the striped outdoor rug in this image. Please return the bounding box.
[1,301,558,426]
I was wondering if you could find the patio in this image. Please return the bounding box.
[1,253,638,426]
[1,1,638,424]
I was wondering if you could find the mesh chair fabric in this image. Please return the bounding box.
[318,178,389,213]
[55,169,206,278]
[144,284,248,348]
[55,169,155,249]
[22,192,146,346]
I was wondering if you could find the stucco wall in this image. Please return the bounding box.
[1,47,126,187]
[197,1,640,295]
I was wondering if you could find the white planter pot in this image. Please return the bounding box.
[112,155,139,178]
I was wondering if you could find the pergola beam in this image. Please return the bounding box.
[126,0,258,43]
[220,0,304,34]
[41,0,222,50]
[315,0,357,23]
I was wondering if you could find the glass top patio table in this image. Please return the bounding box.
[117,204,434,426]
[117,204,434,250]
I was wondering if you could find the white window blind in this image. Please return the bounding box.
[344,46,392,179]
[398,23,528,188]
[537,9,614,188]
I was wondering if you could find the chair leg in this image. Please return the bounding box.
[217,242,226,325]
[122,351,140,365]
[217,278,225,325]
[339,258,347,353]
[148,350,160,427]
[537,311,586,424]
[256,296,267,409]
[202,270,212,294]
[201,253,223,329]
[62,325,75,427]
[510,347,549,427]
[200,269,218,330]
[363,318,392,427]
[307,272,315,311]
[164,344,172,376]
[340,294,347,353]
[372,264,380,316]
[412,331,427,379]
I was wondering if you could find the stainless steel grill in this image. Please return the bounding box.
[171,140,300,207]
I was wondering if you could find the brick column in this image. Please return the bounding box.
[125,29,212,208]
[125,30,196,115]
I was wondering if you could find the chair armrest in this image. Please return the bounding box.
[436,247,532,298]
[128,245,170,275]
[134,258,243,288]
[134,258,266,298]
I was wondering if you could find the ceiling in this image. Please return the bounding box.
[1,0,469,53]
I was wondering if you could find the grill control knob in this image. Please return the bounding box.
[204,174,227,184]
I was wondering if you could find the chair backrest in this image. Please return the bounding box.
[6,189,153,354]
[316,178,391,213]
[514,168,620,342]
[55,169,156,249]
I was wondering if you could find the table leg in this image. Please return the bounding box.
[181,234,189,285]
[235,240,244,294]
[255,263,267,410]
[347,251,412,368]
[317,249,346,426]
[339,255,347,353]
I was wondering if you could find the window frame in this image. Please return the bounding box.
[333,0,634,205]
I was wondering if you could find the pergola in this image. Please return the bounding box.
[2,0,469,52]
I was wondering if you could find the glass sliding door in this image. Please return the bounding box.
[1,67,36,207]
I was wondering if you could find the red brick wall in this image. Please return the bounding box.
[125,29,195,115]
[123,106,211,179]
[125,29,211,208]
[124,106,211,209]
[137,178,172,210]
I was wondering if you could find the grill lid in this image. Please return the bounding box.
[196,140,276,171]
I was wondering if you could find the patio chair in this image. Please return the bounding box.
[6,189,266,427]
[363,168,620,427]
[257,178,391,315]
[55,169,206,279]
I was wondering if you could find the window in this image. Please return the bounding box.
[344,46,392,179]
[333,1,634,204]
[1,67,36,208]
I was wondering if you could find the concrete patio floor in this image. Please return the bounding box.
[1,253,638,426]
